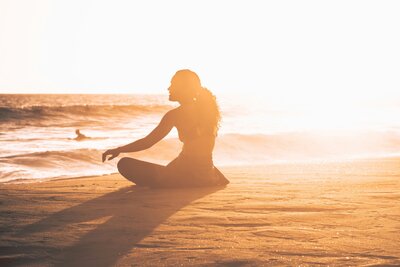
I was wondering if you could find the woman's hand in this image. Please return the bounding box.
[102,148,120,162]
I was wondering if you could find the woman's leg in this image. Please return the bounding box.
[117,157,165,187]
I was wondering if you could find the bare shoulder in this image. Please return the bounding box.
[163,107,180,123]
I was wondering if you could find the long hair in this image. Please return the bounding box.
[174,69,221,135]
[195,87,221,135]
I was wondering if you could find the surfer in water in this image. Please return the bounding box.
[102,69,229,188]
[74,129,88,141]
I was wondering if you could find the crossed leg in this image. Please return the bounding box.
[117,157,229,188]
[117,157,165,187]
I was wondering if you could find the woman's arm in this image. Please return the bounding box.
[102,111,175,162]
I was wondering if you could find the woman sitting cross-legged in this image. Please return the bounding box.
[102,69,229,188]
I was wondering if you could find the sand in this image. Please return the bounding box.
[0,158,399,266]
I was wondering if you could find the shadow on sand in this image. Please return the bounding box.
[13,185,224,266]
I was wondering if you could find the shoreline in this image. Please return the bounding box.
[3,155,400,185]
[1,160,399,266]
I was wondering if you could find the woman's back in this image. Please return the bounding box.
[173,106,216,160]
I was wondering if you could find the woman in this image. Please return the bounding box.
[102,69,229,188]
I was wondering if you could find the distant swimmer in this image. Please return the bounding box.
[74,129,88,141]
[102,69,229,188]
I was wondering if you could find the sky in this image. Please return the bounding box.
[0,0,399,106]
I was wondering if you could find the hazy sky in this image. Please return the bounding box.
[0,0,399,104]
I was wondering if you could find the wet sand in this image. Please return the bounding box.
[0,158,399,266]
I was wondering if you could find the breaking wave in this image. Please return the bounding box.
[0,104,171,123]
[2,132,400,182]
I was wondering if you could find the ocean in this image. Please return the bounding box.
[1,94,400,183]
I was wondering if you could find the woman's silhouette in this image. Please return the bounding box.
[102,69,229,188]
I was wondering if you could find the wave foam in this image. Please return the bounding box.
[2,131,400,182]
[0,104,171,123]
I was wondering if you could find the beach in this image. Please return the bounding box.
[1,158,399,266]
[2,1,400,265]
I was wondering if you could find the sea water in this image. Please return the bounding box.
[1,94,400,182]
